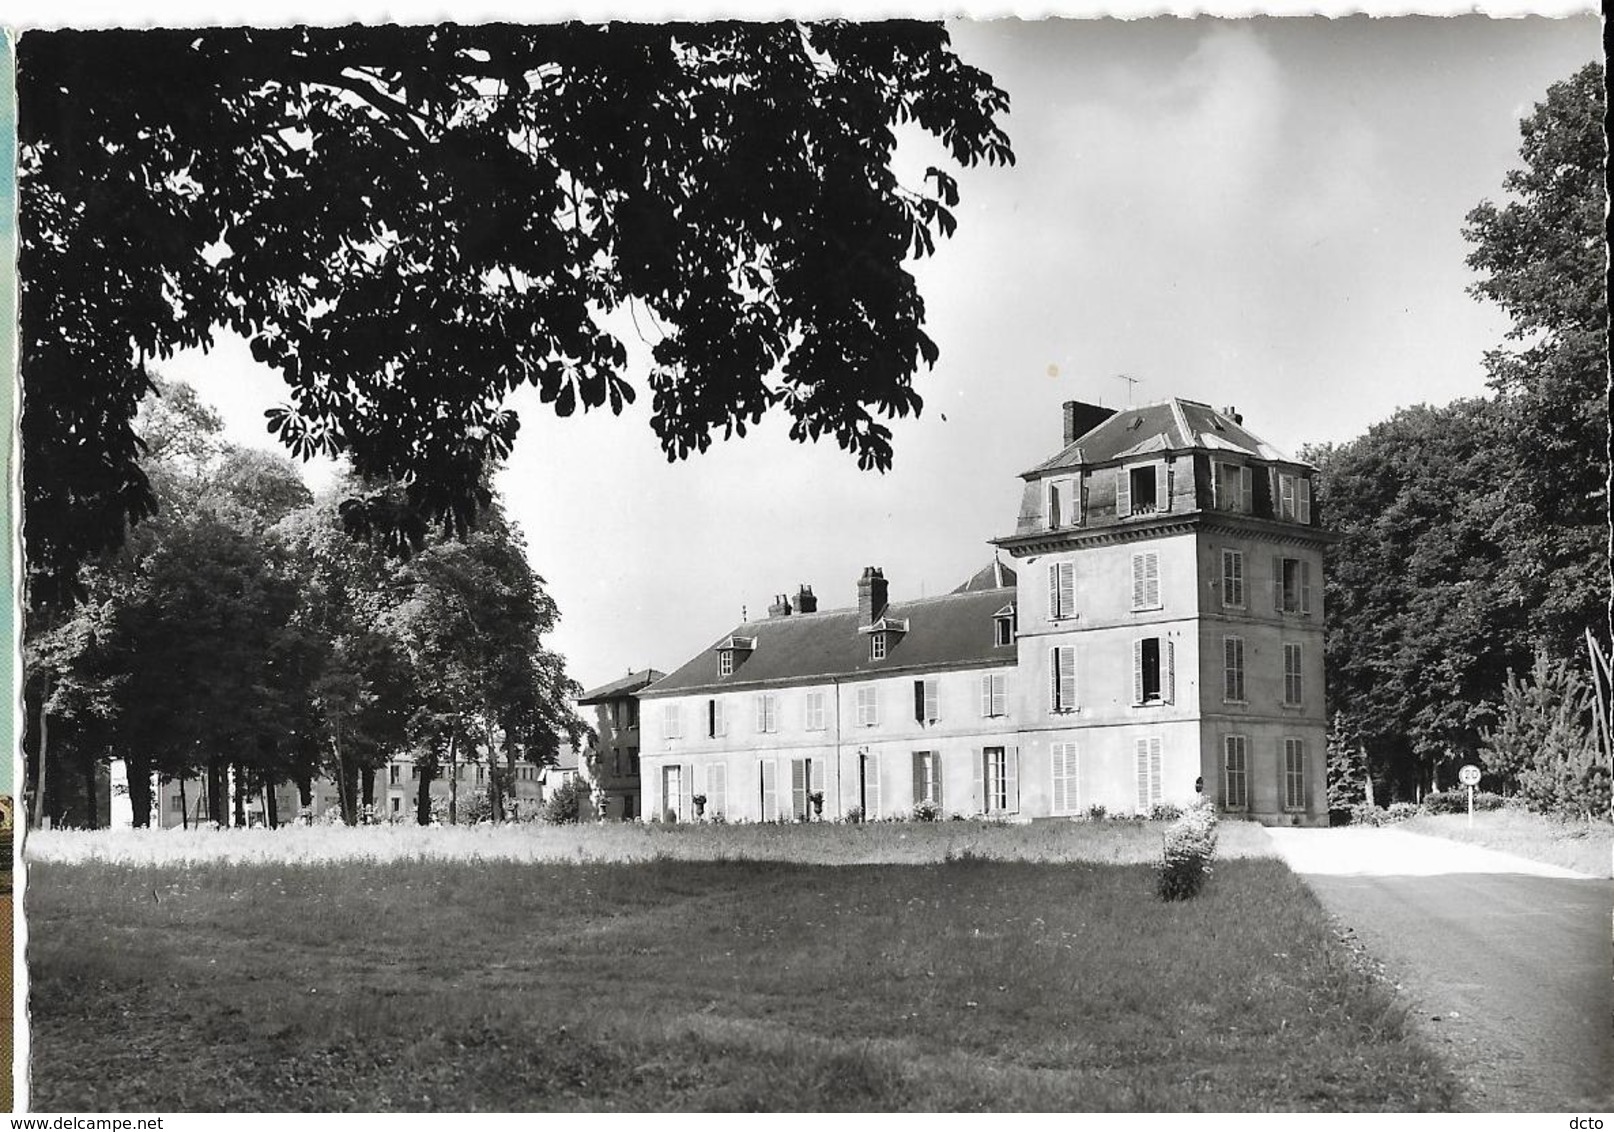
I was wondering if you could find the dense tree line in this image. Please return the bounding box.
[22,381,588,829]
[1312,63,1608,813]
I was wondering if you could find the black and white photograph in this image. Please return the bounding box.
[3,1,1608,1115]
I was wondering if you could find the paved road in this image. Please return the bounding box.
[1268,827,1612,1113]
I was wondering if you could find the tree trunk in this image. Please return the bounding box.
[30,675,49,831]
[266,782,280,829]
[361,765,376,822]
[128,755,154,828]
[233,762,249,827]
[448,731,460,825]
[486,720,504,823]
[296,774,313,812]
[505,744,520,823]
[415,754,436,825]
[207,758,228,825]
[80,758,98,829]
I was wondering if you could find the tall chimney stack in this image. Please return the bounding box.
[857,567,888,626]
[767,594,792,618]
[794,584,818,614]
[1062,400,1116,445]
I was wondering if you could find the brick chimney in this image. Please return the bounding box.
[857,567,888,626]
[767,594,792,618]
[1063,400,1115,445]
[794,584,818,614]
[1221,406,1244,426]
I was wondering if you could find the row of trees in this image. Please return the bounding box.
[23,380,589,829]
[1313,63,1609,816]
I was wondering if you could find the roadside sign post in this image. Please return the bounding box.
[1458,764,1482,827]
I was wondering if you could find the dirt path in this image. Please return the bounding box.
[1268,827,1612,1113]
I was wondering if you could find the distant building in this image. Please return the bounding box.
[576,669,665,820]
[639,398,1330,826]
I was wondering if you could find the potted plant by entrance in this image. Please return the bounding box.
[692,793,707,820]
[809,790,824,819]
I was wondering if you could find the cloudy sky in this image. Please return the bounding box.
[9,10,1603,700]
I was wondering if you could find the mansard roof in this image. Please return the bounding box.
[640,585,1016,698]
[577,668,666,705]
[1024,397,1297,478]
[951,557,1018,593]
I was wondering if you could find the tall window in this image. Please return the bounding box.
[1283,644,1304,705]
[1131,552,1161,610]
[756,693,778,733]
[1223,636,1246,703]
[914,678,940,723]
[719,649,734,677]
[1051,742,1080,815]
[1284,739,1307,810]
[1223,736,1248,810]
[1215,462,1251,512]
[389,764,400,785]
[856,686,879,727]
[1221,550,1245,609]
[912,751,942,807]
[1050,646,1077,714]
[663,703,682,740]
[1277,473,1312,524]
[1118,463,1164,516]
[707,698,725,738]
[1133,637,1174,705]
[1046,476,1078,529]
[1135,737,1162,812]
[804,691,826,731]
[981,747,1017,814]
[791,757,821,819]
[1048,561,1076,620]
[707,762,728,819]
[981,671,1008,718]
[1273,557,1313,615]
[995,608,1016,646]
[870,632,887,661]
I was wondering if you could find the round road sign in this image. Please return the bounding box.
[1458,764,1482,787]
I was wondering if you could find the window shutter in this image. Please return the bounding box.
[1116,466,1131,517]
[1058,563,1075,619]
[1132,639,1145,705]
[980,674,992,718]
[995,675,1008,717]
[1164,639,1176,704]
[1297,477,1312,525]
[1149,739,1162,805]
[1209,463,1220,510]
[1272,556,1284,612]
[1268,467,1280,518]
[1051,745,1066,814]
[1006,747,1020,814]
[711,763,726,815]
[972,750,985,814]
[1132,554,1146,609]
[1072,476,1084,525]
[1048,563,1060,620]
[926,681,939,722]
[1157,461,1171,513]
[1300,560,1313,615]
[760,759,777,821]
[934,755,945,810]
[1145,553,1160,607]
[914,681,925,723]
[1047,481,1061,530]
[1058,647,1077,712]
[1050,647,1061,711]
[911,750,925,806]
[1239,465,1252,513]
[756,696,766,733]
[1142,736,1155,807]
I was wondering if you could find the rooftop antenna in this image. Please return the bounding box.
[1115,373,1142,408]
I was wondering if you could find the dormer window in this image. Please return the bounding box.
[714,634,756,677]
[861,617,908,662]
[1276,472,1312,524]
[1213,462,1251,513]
[1116,462,1169,518]
[994,604,1017,647]
[1046,476,1079,530]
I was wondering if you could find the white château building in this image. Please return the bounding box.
[638,398,1331,826]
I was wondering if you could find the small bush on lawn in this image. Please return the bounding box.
[911,800,942,823]
[1349,802,1382,827]
[1156,800,1219,901]
[542,779,592,825]
[1085,803,1107,821]
[1383,802,1421,824]
[1423,789,1507,815]
[1148,802,1183,822]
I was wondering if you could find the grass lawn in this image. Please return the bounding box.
[27,822,1456,1112]
[1397,809,1613,878]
